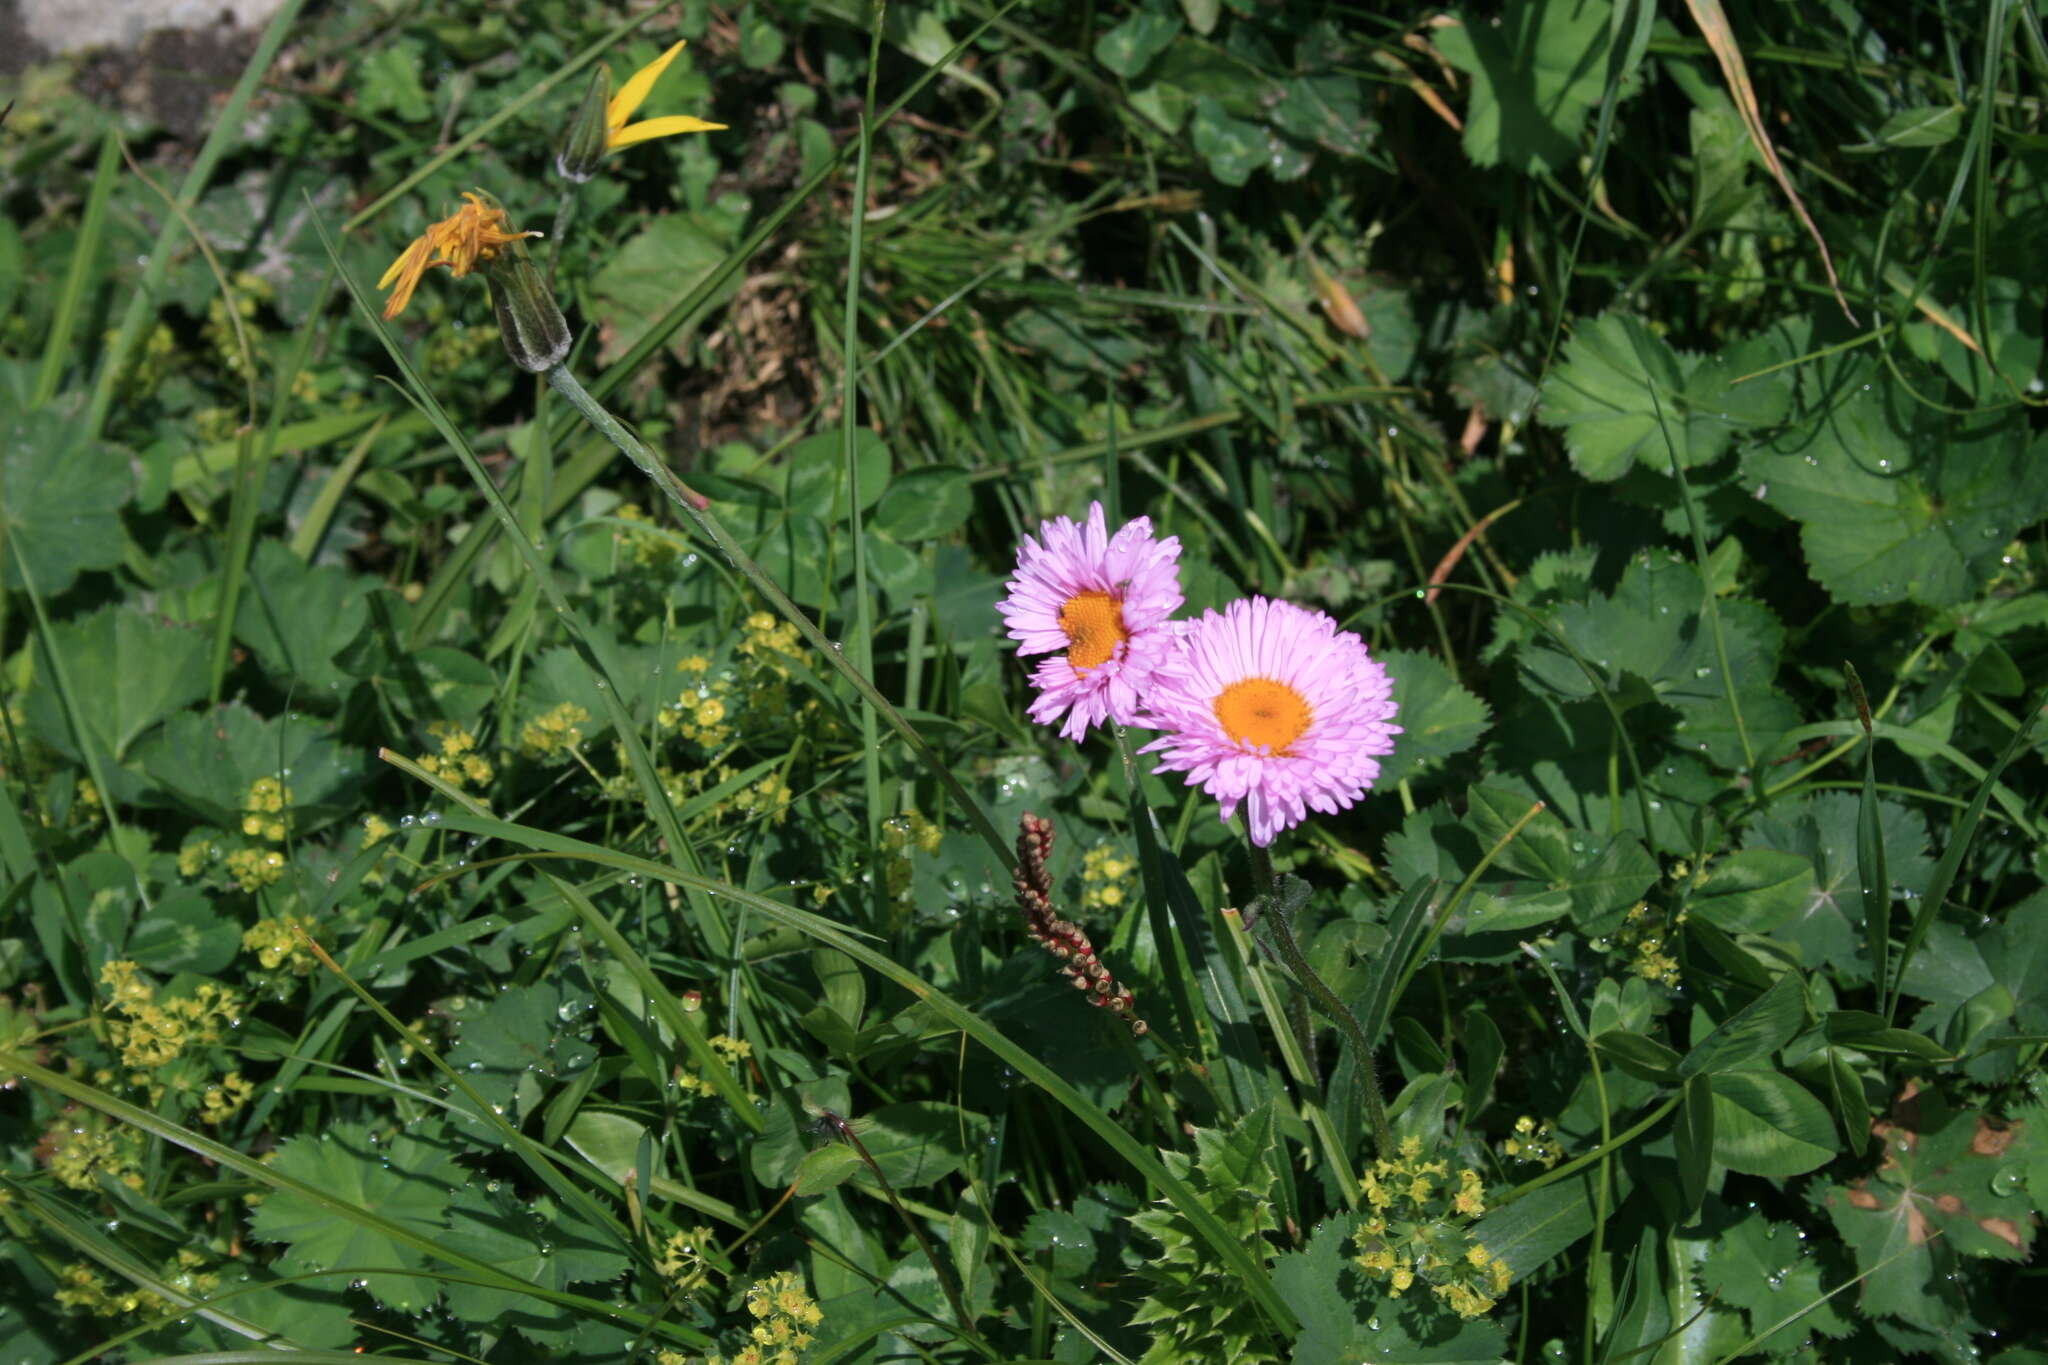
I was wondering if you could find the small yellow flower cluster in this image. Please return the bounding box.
[520,702,592,760]
[615,502,683,567]
[1080,843,1136,912]
[1502,1115,1562,1169]
[661,674,734,748]
[681,1268,822,1365]
[420,722,494,790]
[724,771,793,826]
[243,914,320,974]
[204,271,272,380]
[1351,1137,1508,1319]
[224,846,286,891]
[99,961,243,1072]
[655,1224,719,1293]
[677,1034,753,1099]
[44,1121,146,1191]
[177,837,216,878]
[54,1262,165,1319]
[1619,902,1681,986]
[241,776,293,842]
[738,611,802,679]
[880,810,942,900]
[199,1071,256,1123]
[363,813,396,847]
[52,776,103,829]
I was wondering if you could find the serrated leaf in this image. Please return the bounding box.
[439,1183,629,1324]
[1,403,132,595]
[1433,0,1616,174]
[1743,794,1933,984]
[445,982,598,1127]
[137,701,359,830]
[235,539,374,696]
[1744,386,2048,606]
[1695,1206,1855,1349]
[247,1121,460,1312]
[1537,315,1793,481]
[25,604,208,763]
[1377,648,1491,784]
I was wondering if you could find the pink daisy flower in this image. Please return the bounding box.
[997,502,1183,741]
[1140,596,1400,846]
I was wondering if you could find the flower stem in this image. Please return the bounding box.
[1247,837,1394,1158]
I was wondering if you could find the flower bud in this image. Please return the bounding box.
[484,245,572,372]
[556,65,612,182]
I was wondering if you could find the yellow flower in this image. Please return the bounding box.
[608,41,726,151]
[378,191,540,319]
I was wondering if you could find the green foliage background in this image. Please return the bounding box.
[2,0,2046,1361]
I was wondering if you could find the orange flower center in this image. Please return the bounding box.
[1059,591,1126,673]
[1213,678,1312,753]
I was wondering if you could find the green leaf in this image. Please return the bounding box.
[784,429,890,519]
[1473,1172,1600,1279]
[1688,848,1812,933]
[586,209,745,364]
[1696,1206,1855,1350]
[438,1183,629,1325]
[0,403,132,595]
[1823,1010,1954,1061]
[1190,96,1268,186]
[1377,649,1491,784]
[1679,974,1806,1077]
[1270,76,1376,161]
[26,605,208,763]
[1516,552,1796,768]
[1093,7,1181,77]
[137,701,359,830]
[1537,315,1793,481]
[1823,1106,2036,1326]
[1433,0,1617,174]
[1744,794,1933,985]
[872,464,971,542]
[235,539,374,696]
[1744,386,2048,606]
[1274,1214,1508,1365]
[445,982,598,1128]
[126,892,240,975]
[1845,104,1965,152]
[1593,1029,1680,1082]
[1688,94,1760,233]
[1676,1075,1713,1222]
[842,1101,989,1189]
[1709,1071,1837,1175]
[357,39,433,121]
[247,1120,461,1312]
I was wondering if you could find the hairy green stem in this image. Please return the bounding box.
[1247,843,1394,1159]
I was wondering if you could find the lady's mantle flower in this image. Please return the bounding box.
[996,502,1182,740]
[1141,596,1399,846]
[606,41,726,151]
[378,191,540,320]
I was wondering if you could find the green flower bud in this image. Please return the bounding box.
[484,245,572,373]
[556,65,612,183]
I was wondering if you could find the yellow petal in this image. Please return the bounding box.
[608,40,688,130]
[608,115,727,149]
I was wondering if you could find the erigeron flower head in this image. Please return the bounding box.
[1139,596,1399,846]
[996,502,1183,741]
